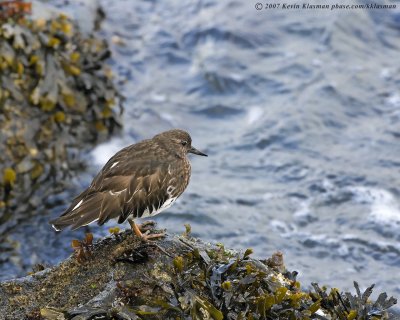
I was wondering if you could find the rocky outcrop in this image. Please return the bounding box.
[0,228,397,320]
[0,14,123,230]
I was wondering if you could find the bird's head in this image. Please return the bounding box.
[154,129,208,158]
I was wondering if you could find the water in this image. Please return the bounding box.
[2,0,400,308]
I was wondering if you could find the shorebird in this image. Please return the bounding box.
[50,129,207,240]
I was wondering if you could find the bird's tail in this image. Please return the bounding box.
[50,193,118,231]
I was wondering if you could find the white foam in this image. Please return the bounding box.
[247,106,263,125]
[293,200,315,223]
[160,112,174,122]
[91,138,127,166]
[151,93,167,102]
[386,93,400,108]
[349,186,400,224]
[380,68,392,80]
[229,73,244,82]
[269,219,296,236]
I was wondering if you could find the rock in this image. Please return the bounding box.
[0,229,397,319]
[0,13,123,229]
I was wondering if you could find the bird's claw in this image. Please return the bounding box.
[128,219,165,241]
[140,231,166,241]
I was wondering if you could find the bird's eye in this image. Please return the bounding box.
[181,140,187,146]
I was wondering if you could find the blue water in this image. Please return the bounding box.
[2,0,400,309]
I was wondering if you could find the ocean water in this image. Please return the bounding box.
[2,0,400,308]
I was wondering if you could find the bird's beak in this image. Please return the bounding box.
[189,146,208,157]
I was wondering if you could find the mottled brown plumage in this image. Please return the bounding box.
[50,129,207,233]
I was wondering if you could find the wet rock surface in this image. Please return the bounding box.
[0,229,397,320]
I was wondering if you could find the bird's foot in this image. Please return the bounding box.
[141,230,166,241]
[128,219,165,241]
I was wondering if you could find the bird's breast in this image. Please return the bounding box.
[165,158,191,197]
[180,158,191,193]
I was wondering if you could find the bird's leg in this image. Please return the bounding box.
[128,219,144,237]
[128,219,165,241]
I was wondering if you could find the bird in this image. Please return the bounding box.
[50,129,207,240]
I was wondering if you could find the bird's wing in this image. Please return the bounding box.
[117,164,171,223]
[50,155,172,230]
[56,142,153,218]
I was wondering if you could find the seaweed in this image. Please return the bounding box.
[0,12,123,228]
[0,229,397,320]
[71,233,94,263]
[311,282,398,320]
